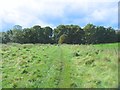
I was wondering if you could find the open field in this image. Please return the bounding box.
[0,43,119,88]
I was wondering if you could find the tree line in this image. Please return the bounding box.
[0,24,120,44]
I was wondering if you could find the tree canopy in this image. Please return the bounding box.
[0,24,119,44]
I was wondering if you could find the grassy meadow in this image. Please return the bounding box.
[0,43,119,88]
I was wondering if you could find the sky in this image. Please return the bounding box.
[0,0,119,31]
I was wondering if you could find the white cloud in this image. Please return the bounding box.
[87,3,117,21]
[0,0,119,30]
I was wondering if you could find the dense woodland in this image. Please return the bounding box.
[0,24,120,44]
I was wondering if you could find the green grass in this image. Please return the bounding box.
[0,43,119,88]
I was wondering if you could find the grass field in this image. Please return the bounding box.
[0,43,119,88]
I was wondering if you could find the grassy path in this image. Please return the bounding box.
[40,45,74,88]
[57,45,73,88]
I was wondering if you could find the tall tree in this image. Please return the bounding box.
[22,28,32,43]
[43,26,53,43]
[1,32,10,44]
[54,24,84,44]
[83,24,97,44]
[54,25,66,43]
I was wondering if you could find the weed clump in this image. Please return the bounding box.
[23,46,27,49]
[18,48,21,50]
[12,53,16,56]
[85,59,95,65]
[26,49,30,51]
[73,52,80,57]
[104,57,111,62]
[22,69,28,74]
[94,50,100,55]
[70,83,77,88]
